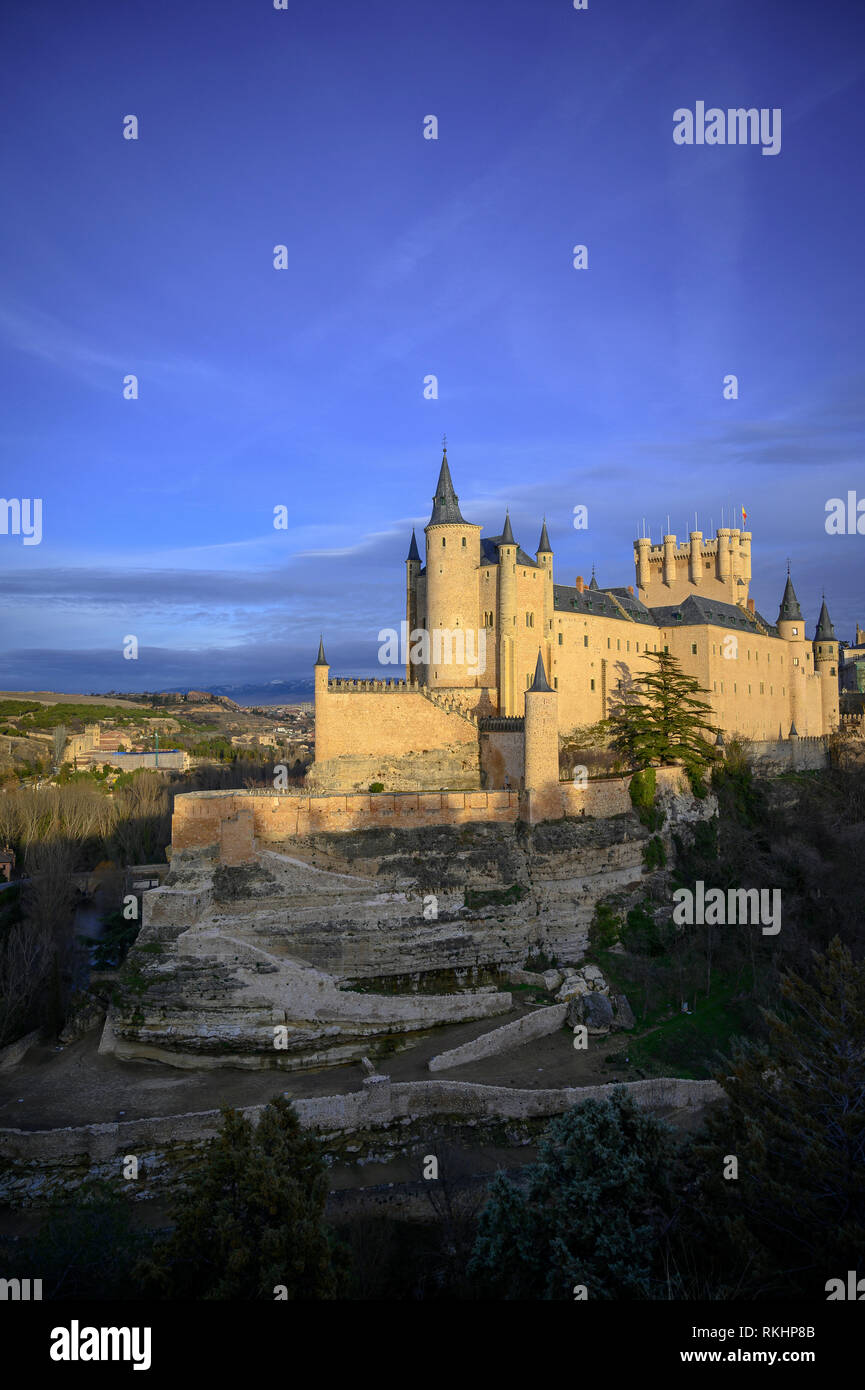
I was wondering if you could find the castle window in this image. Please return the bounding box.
[462,536,466,547]
[554,677,558,689]
[714,681,717,691]
[525,612,534,628]
[626,640,630,651]
[793,658,799,666]
[792,626,798,635]
[617,639,621,651]
[831,667,836,676]
[760,683,764,694]
[721,681,724,693]
[607,638,611,649]
[558,633,563,646]
[590,679,595,691]
[442,537,446,547]
[583,635,588,647]
[734,683,737,693]
[664,645,669,654]
[691,642,697,654]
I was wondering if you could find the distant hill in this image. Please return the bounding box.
[160,680,318,707]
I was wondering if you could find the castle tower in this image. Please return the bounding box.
[423,447,482,690]
[716,526,732,588]
[535,519,554,685]
[497,511,517,715]
[523,649,560,822]
[776,569,809,735]
[662,533,677,587]
[405,528,421,683]
[689,530,703,585]
[313,636,330,763]
[635,535,652,593]
[813,597,839,733]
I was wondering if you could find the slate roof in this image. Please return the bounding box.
[815,598,836,641]
[649,595,778,636]
[553,584,654,624]
[427,452,466,525]
[481,535,539,568]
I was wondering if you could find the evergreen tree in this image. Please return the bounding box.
[605,649,719,771]
[467,1090,684,1299]
[697,938,865,1297]
[139,1096,345,1299]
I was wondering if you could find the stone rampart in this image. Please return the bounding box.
[0,1076,724,1165]
[427,1004,567,1071]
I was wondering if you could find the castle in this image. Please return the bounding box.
[309,446,839,798]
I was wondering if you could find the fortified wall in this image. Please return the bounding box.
[170,766,688,860]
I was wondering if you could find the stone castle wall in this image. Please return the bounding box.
[170,766,686,854]
[0,1076,724,1169]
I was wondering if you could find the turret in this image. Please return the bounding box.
[313,636,331,762]
[716,527,732,585]
[689,531,703,585]
[813,597,839,733]
[523,650,560,822]
[406,528,421,683]
[663,533,677,587]
[535,519,554,682]
[497,510,517,715]
[423,446,482,689]
[635,536,652,592]
[777,569,808,735]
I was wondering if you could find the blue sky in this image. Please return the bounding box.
[2,0,864,693]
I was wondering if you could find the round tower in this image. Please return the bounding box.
[423,446,482,689]
[497,511,517,715]
[716,527,732,586]
[777,569,809,734]
[635,535,652,593]
[689,531,703,585]
[813,597,839,733]
[313,636,331,763]
[405,528,421,683]
[535,518,554,685]
[523,650,560,822]
[662,533,677,587]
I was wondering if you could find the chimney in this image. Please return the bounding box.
[627,585,634,595]
[575,575,585,593]
[747,598,755,614]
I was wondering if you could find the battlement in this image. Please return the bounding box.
[328,677,410,692]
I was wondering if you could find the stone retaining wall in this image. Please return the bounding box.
[0,1076,724,1164]
[427,1004,567,1072]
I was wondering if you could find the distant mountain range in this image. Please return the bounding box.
[169,679,317,706]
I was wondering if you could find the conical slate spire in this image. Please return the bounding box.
[778,570,802,622]
[589,565,599,591]
[537,518,551,553]
[427,448,466,525]
[406,528,421,563]
[815,596,836,641]
[499,510,515,546]
[315,635,327,666]
[529,650,554,693]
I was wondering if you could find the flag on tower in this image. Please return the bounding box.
[741,505,747,525]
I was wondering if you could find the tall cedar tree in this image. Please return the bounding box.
[467,1089,684,1299]
[605,649,719,770]
[696,937,865,1297]
[138,1096,345,1299]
